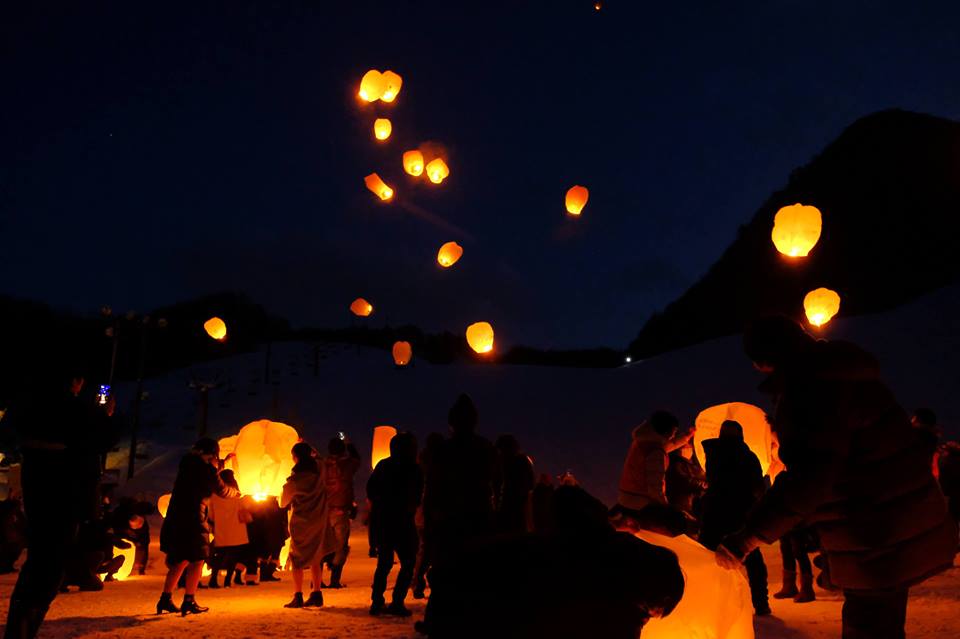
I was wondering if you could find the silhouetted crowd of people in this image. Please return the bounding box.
[2,316,960,639]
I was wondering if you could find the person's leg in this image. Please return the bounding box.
[842,589,908,639]
[793,535,815,602]
[179,561,209,614]
[389,526,418,613]
[774,534,798,598]
[371,542,394,612]
[413,527,429,598]
[744,548,770,614]
[284,567,305,608]
[303,564,324,607]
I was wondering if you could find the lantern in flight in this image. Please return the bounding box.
[466,322,494,354]
[371,425,397,469]
[771,203,822,258]
[393,341,412,366]
[804,287,841,327]
[403,150,424,177]
[364,173,394,201]
[204,317,227,341]
[565,185,589,216]
[359,69,386,102]
[374,118,392,141]
[380,70,403,103]
[437,241,463,268]
[426,158,450,184]
[694,402,775,477]
[157,493,172,518]
[225,420,301,499]
[350,298,374,317]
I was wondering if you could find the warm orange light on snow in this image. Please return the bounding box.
[437,241,463,268]
[466,322,495,354]
[204,317,227,341]
[694,402,775,477]
[374,118,392,141]
[392,341,412,366]
[350,298,374,317]
[403,150,424,177]
[364,173,394,201]
[565,185,589,216]
[371,425,397,470]
[426,158,450,184]
[804,287,841,327]
[771,203,822,258]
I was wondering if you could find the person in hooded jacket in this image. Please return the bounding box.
[367,431,423,617]
[717,317,958,639]
[700,420,770,615]
[281,442,335,609]
[156,438,239,616]
[665,440,706,517]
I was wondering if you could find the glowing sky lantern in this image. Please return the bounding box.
[380,70,403,103]
[804,287,841,327]
[100,544,137,582]
[350,297,374,317]
[466,321,495,354]
[694,402,775,477]
[204,316,227,341]
[565,185,589,216]
[437,241,463,268]
[364,173,394,201]
[224,420,301,498]
[425,158,450,184]
[358,69,386,102]
[393,341,412,366]
[635,530,754,639]
[403,150,424,177]
[157,493,172,518]
[374,118,392,141]
[371,425,397,469]
[771,203,822,258]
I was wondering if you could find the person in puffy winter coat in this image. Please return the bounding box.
[206,470,251,588]
[718,317,958,639]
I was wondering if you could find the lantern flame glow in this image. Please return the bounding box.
[771,203,822,258]
[380,71,403,103]
[358,70,386,102]
[694,402,775,477]
[350,297,374,317]
[403,150,424,177]
[204,317,227,341]
[425,158,450,184]
[392,341,412,366]
[374,118,392,141]
[364,173,394,201]
[222,420,301,498]
[804,287,841,327]
[437,241,463,268]
[565,185,589,216]
[466,322,495,354]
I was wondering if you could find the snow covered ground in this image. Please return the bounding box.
[0,531,956,638]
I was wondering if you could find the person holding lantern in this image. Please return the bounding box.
[156,438,239,616]
[716,316,958,639]
[281,442,336,609]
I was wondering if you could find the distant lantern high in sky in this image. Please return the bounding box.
[350,297,373,316]
[466,321,495,354]
[364,173,394,201]
[565,185,589,216]
[380,70,403,102]
[358,69,402,102]
[374,118,392,141]
[403,150,424,176]
[425,158,450,184]
[771,203,822,258]
[437,241,463,267]
[803,287,841,327]
[203,316,227,341]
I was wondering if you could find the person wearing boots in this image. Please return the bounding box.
[367,431,423,617]
[206,470,250,589]
[772,527,815,603]
[156,439,239,616]
[700,420,770,615]
[321,434,360,588]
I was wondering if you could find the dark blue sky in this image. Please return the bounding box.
[3,1,959,348]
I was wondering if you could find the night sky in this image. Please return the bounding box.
[4,1,960,348]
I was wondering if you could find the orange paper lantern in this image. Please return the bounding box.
[374,118,392,141]
[350,298,373,317]
[565,185,589,216]
[403,150,424,177]
[466,322,494,354]
[364,173,394,201]
[426,158,450,184]
[228,420,301,498]
[437,241,463,268]
[771,203,822,258]
[804,287,841,327]
[204,317,227,341]
[359,69,386,102]
[157,493,172,518]
[380,70,403,103]
[371,425,397,469]
[694,402,776,477]
[393,341,412,366]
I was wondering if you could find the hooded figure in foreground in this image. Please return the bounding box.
[718,317,957,639]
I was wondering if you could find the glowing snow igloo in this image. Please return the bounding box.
[221,420,300,498]
[636,531,754,639]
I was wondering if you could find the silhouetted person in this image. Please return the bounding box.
[911,407,941,475]
[717,317,958,639]
[772,527,815,603]
[321,435,360,588]
[156,438,238,616]
[417,484,685,639]
[423,395,497,563]
[938,440,960,526]
[616,410,691,535]
[665,441,706,517]
[0,498,25,575]
[281,442,335,609]
[494,434,535,535]
[413,432,444,599]
[367,431,423,617]
[4,366,118,639]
